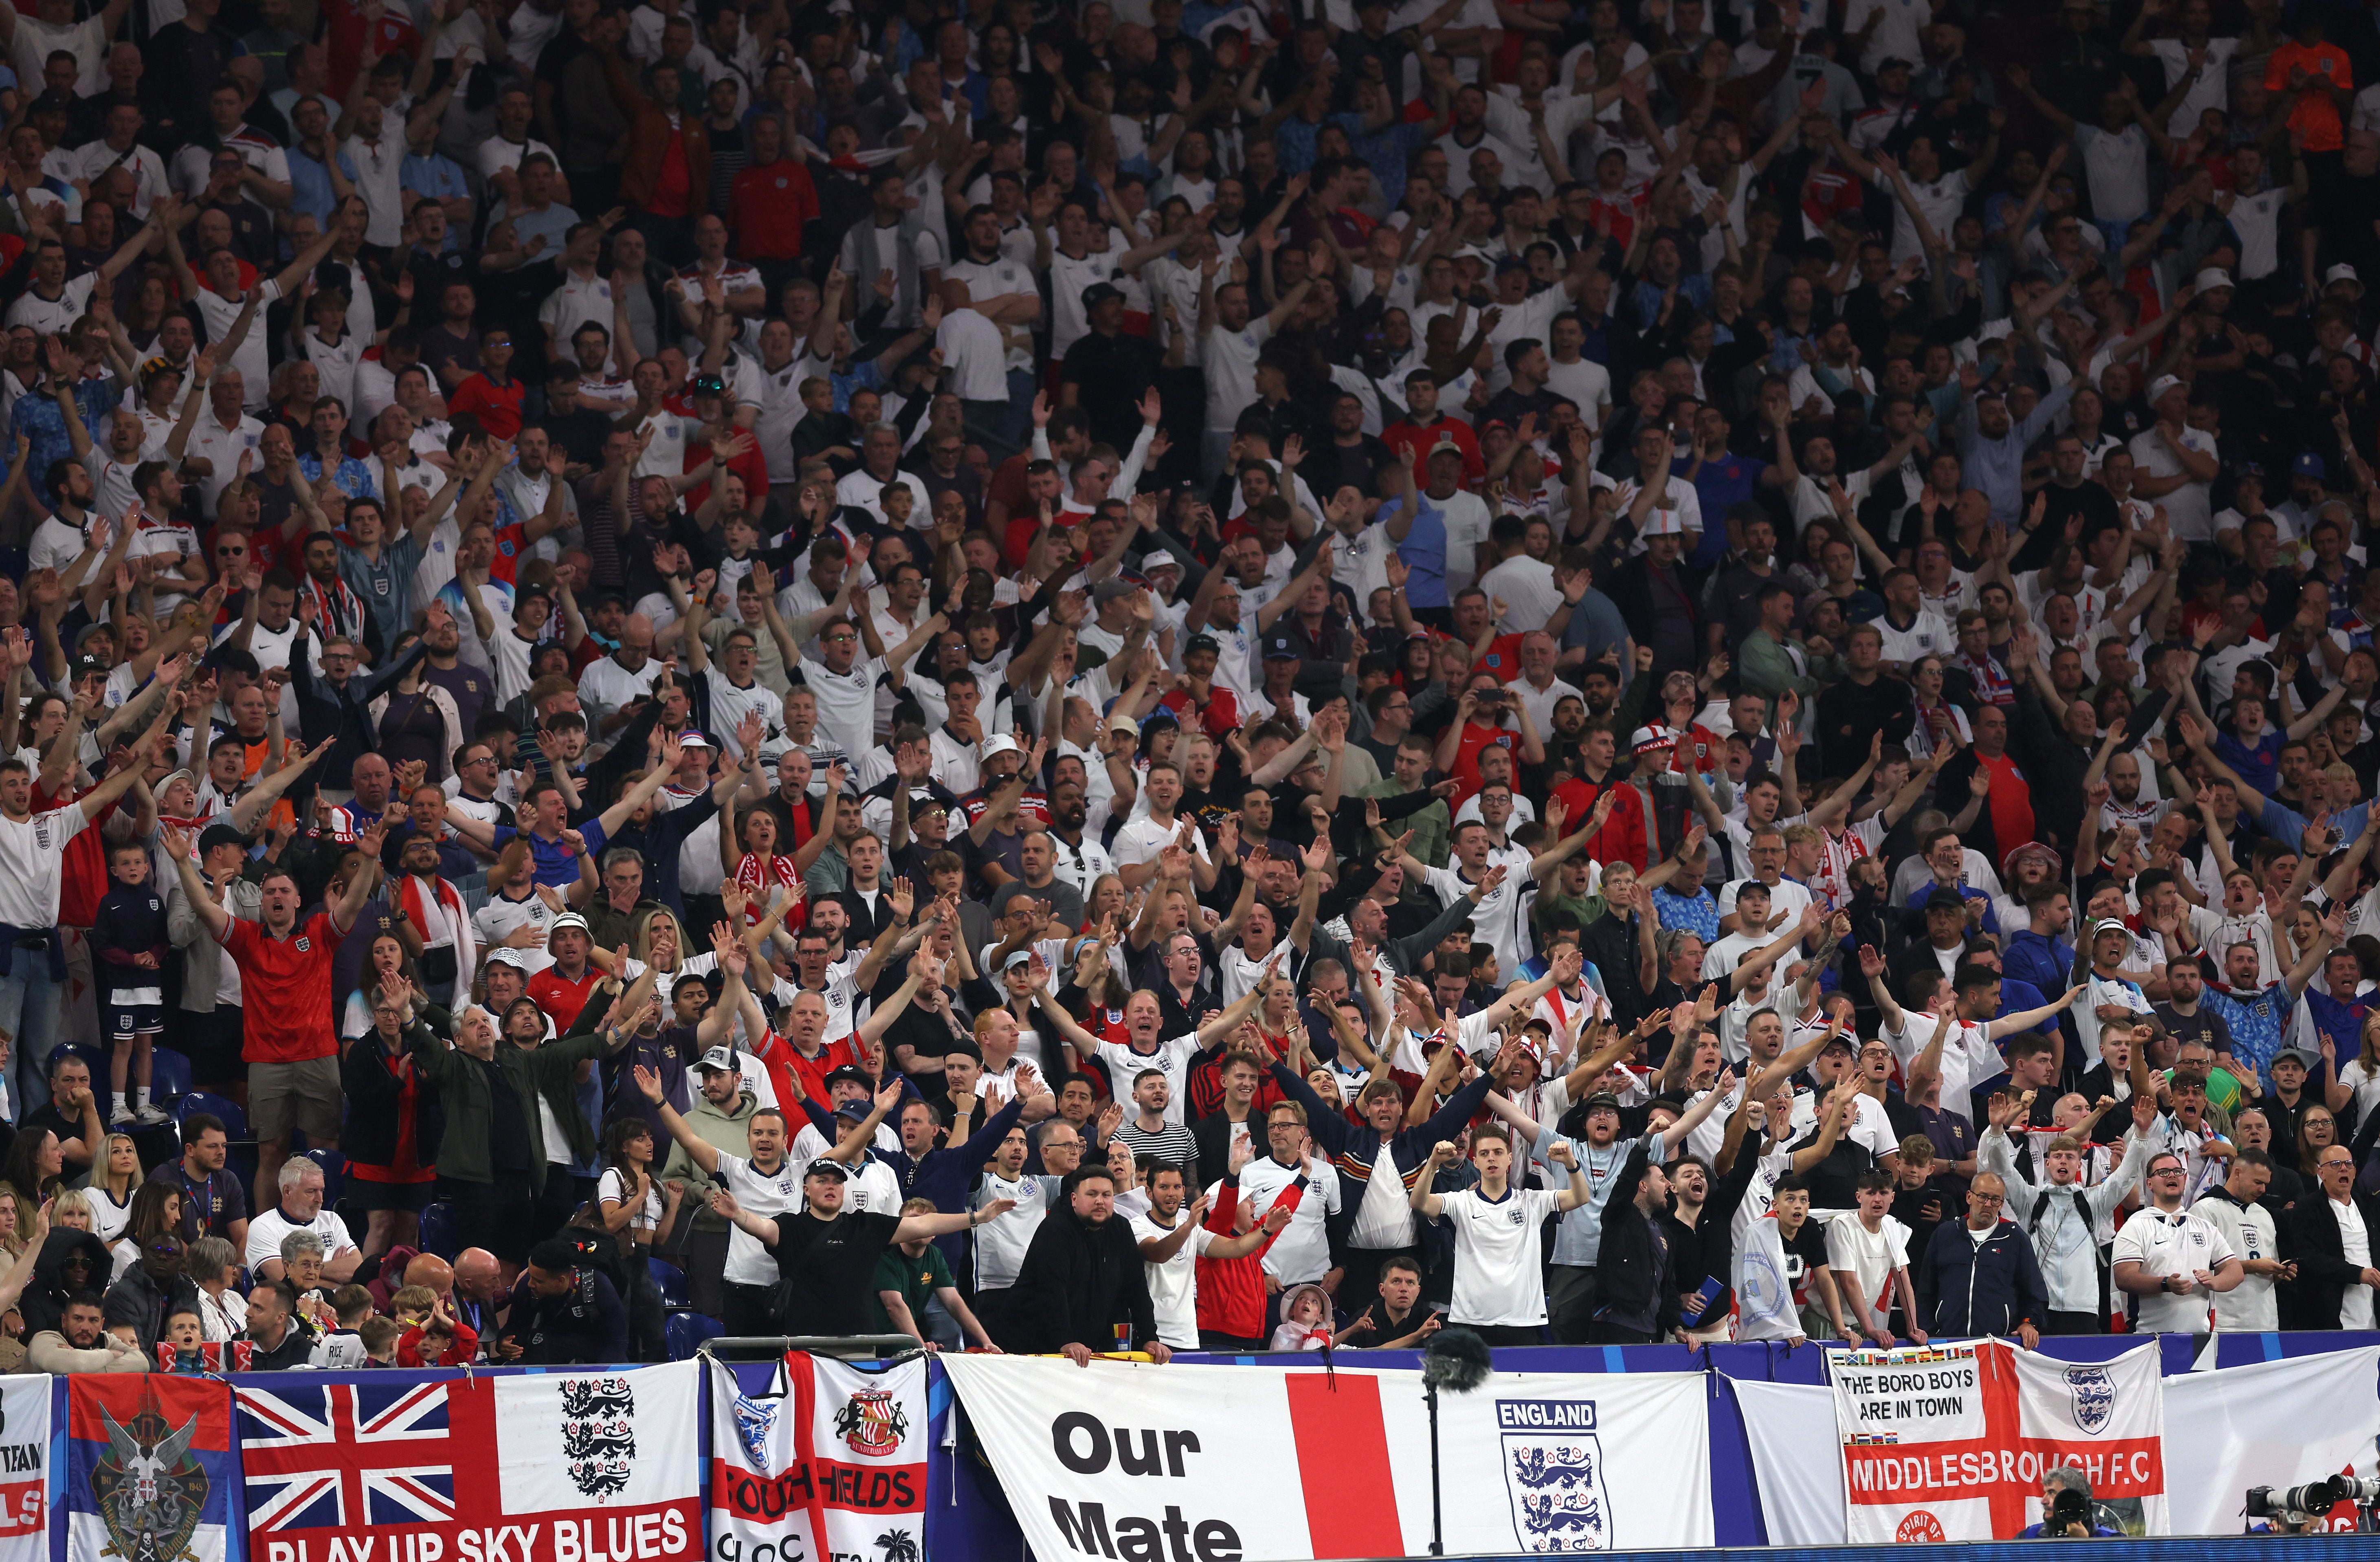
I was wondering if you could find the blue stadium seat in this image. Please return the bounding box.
[302,1148,345,1210]
[149,1048,192,1100]
[665,1313,723,1360]
[417,1202,461,1259]
[173,1091,249,1140]
[648,1258,691,1310]
[45,1041,105,1082]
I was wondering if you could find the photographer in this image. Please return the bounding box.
[2018,1468,2121,1538]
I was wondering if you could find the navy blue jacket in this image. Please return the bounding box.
[1913,1215,2049,1337]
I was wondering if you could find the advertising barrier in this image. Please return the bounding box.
[7,1333,2379,1562]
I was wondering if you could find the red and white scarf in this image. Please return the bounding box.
[299,572,369,643]
[397,869,477,978]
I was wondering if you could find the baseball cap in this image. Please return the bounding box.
[2148,374,2185,404]
[2193,267,2235,292]
[1002,949,1035,972]
[822,1063,875,1090]
[71,656,108,682]
[1820,1031,1855,1053]
[196,823,246,855]
[1141,549,1179,573]
[2274,1046,2321,1070]
[1877,55,1913,70]
[1081,282,1126,310]
[1185,633,1221,656]
[2294,452,2327,480]
[689,373,727,397]
[1925,887,1967,912]
[1263,636,1300,661]
[695,1045,741,1074]
[804,1157,850,1181]
[1092,577,1138,605]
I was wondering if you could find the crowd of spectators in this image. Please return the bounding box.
[2,0,2380,1374]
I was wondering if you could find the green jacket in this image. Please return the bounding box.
[661,1087,759,1230]
[404,1023,628,1192]
[1738,629,1844,700]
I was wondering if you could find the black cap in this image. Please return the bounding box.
[804,1157,850,1181]
[1263,635,1300,662]
[196,824,247,856]
[690,372,727,397]
[822,1063,874,1090]
[1185,632,1221,656]
[1925,886,1967,912]
[1081,281,1126,310]
[1581,1091,1624,1116]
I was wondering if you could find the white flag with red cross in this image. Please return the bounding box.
[1831,1339,2167,1542]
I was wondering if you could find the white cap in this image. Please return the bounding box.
[2193,267,2235,292]
[2329,263,2362,286]
[1637,505,1686,537]
[548,912,591,939]
[2147,375,2185,405]
[1141,549,1179,573]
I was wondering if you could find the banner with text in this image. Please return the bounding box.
[0,1376,49,1562]
[237,1360,702,1562]
[1831,1340,2167,1543]
[707,1354,927,1562]
[939,1354,1712,1560]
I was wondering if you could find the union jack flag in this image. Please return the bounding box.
[235,1380,459,1530]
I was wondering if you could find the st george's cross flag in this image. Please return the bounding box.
[1831,1339,2167,1542]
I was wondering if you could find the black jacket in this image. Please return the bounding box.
[2281,1188,2380,1330]
[1008,1202,1160,1353]
[103,1264,201,1352]
[22,1228,114,1338]
[499,1267,630,1363]
[1593,1139,1681,1337]
[341,1023,446,1177]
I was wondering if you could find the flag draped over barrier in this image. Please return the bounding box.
[235,1360,701,1562]
[66,1376,238,1562]
[0,1377,49,1562]
[1828,1340,2168,1541]
[706,1354,928,1562]
[936,1355,1716,1560]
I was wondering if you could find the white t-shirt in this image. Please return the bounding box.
[1233,1154,1338,1285]
[796,653,886,766]
[1129,1208,1216,1349]
[1093,1035,1200,1128]
[2110,1206,2235,1333]
[597,1167,662,1232]
[1439,1185,1563,1326]
[242,1206,358,1273]
[1824,1213,1911,1332]
[715,1151,804,1285]
[971,1170,1056,1290]
[0,803,88,926]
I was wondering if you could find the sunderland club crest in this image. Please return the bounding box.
[91,1383,208,1562]
[559,1377,637,1498]
[2064,1365,2116,1436]
[1497,1399,1613,1552]
[833,1387,908,1457]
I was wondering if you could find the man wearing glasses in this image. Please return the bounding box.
[448,326,525,440]
[2281,1147,2380,1329]
[1912,1171,2048,1347]
[2112,1150,2245,1336]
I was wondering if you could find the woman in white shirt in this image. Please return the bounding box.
[84,1133,143,1243]
[186,1234,249,1344]
[599,1118,684,1363]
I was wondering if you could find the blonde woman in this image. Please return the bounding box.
[49,1188,97,1237]
[85,1134,143,1243]
[2345,1012,2380,1126]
